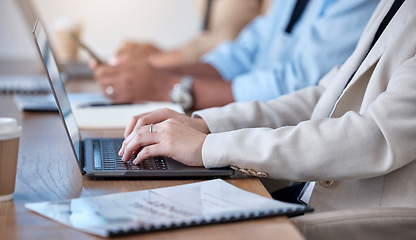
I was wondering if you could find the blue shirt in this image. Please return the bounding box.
[202,0,379,102]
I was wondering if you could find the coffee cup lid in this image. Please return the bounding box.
[0,118,22,140]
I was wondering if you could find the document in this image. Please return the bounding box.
[71,101,184,131]
[14,92,183,131]
[25,179,312,237]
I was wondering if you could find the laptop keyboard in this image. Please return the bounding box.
[0,75,50,94]
[96,139,168,171]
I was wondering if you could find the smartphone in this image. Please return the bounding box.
[70,32,104,64]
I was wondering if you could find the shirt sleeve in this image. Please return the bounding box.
[177,0,261,63]
[231,0,380,102]
[201,2,277,80]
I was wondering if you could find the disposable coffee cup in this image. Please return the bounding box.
[0,118,22,201]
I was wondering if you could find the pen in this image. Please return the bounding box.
[77,102,130,108]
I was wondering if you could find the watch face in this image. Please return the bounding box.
[171,91,193,110]
[170,77,194,110]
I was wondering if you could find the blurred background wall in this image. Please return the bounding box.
[0,0,201,62]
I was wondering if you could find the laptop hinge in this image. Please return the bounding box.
[80,141,86,174]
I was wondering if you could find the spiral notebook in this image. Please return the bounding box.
[25,179,313,237]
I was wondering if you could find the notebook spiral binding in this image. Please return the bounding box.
[109,206,313,237]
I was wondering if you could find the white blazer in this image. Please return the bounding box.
[194,0,416,212]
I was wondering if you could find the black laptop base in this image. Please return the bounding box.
[82,138,234,179]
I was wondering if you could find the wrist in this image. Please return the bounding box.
[195,118,210,134]
[156,75,179,102]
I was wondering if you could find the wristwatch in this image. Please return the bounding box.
[170,76,194,111]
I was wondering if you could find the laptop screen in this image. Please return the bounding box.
[32,18,82,167]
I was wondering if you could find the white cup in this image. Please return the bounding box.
[0,118,22,201]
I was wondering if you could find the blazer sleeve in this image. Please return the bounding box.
[199,57,416,182]
[192,66,338,132]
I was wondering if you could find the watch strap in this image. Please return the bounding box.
[179,75,193,92]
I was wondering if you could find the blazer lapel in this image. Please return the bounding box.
[330,1,414,117]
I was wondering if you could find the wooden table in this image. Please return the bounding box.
[0,85,305,239]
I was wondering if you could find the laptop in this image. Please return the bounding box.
[16,0,94,78]
[32,18,234,178]
[0,0,50,94]
[4,0,90,111]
